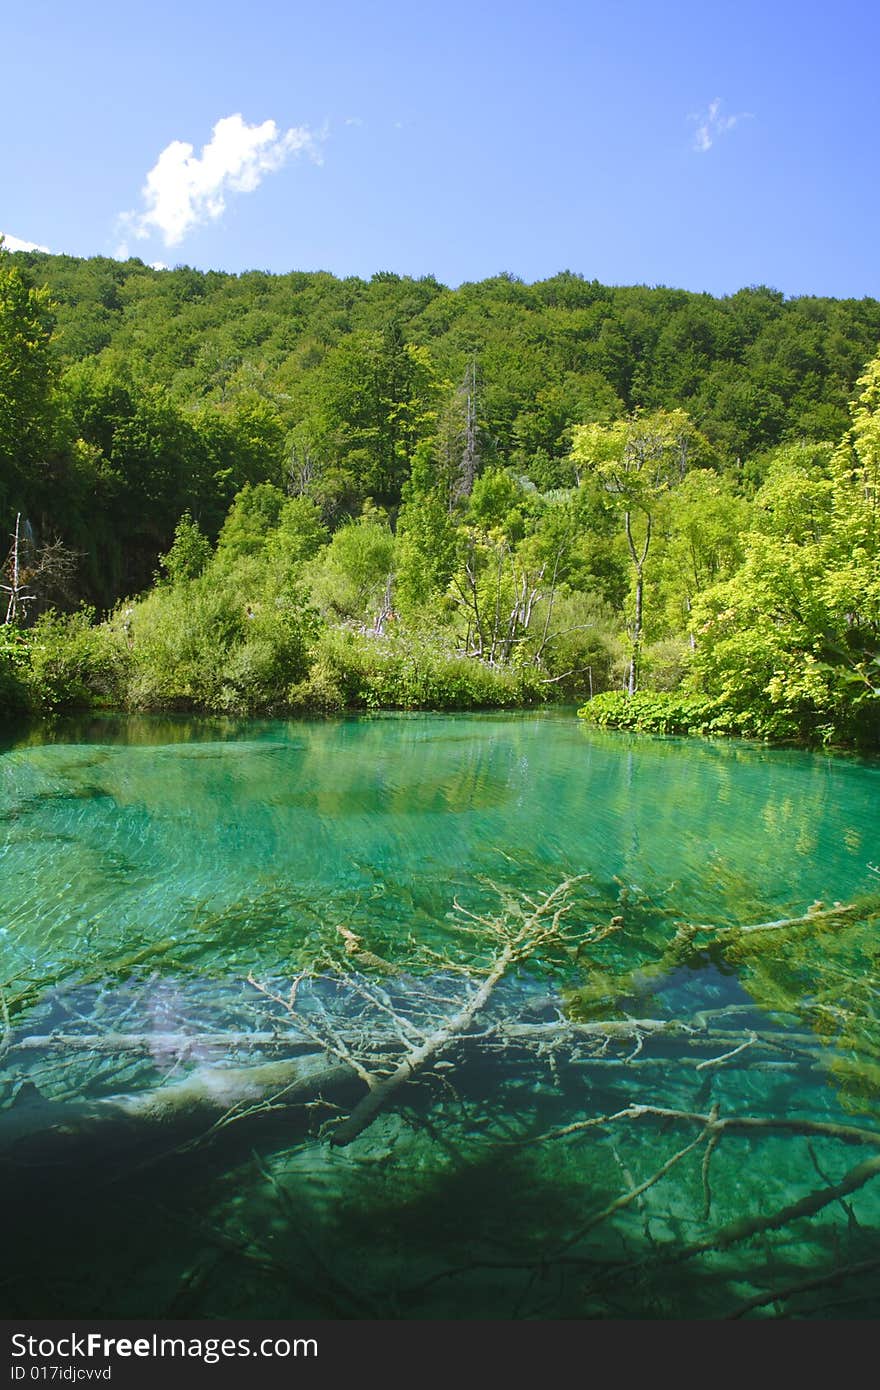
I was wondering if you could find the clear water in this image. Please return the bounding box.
[1,711,879,1319]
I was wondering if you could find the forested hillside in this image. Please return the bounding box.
[2,246,879,743]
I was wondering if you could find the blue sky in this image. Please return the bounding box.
[4,0,878,297]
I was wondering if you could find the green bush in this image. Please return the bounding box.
[575,688,854,741]
[125,558,319,714]
[578,690,724,736]
[290,628,550,712]
[0,625,33,714]
[526,589,618,699]
[26,610,130,712]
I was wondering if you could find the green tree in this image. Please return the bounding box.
[450,472,549,664]
[749,441,835,545]
[158,511,212,584]
[570,409,705,693]
[308,323,439,509]
[266,496,329,568]
[0,246,56,517]
[819,354,880,705]
[214,483,288,566]
[691,354,880,742]
[395,442,458,614]
[307,512,396,627]
[653,469,751,641]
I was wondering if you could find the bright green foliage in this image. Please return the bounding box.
[750,441,836,543]
[125,556,318,714]
[0,248,56,515]
[688,356,880,743]
[579,690,723,735]
[395,493,457,615]
[570,409,709,692]
[4,246,880,743]
[652,469,750,637]
[214,483,288,565]
[289,627,547,712]
[25,610,130,712]
[157,512,212,584]
[266,496,329,568]
[577,689,801,739]
[211,393,287,493]
[467,467,530,536]
[306,512,395,626]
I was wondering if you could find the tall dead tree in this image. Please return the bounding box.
[3,513,34,623]
[2,512,79,624]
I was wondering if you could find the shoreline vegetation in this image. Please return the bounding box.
[1,249,878,748]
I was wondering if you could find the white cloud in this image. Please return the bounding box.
[689,98,752,153]
[1,232,50,253]
[119,113,322,248]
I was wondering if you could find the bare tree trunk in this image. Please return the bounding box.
[368,573,394,636]
[3,514,78,624]
[686,595,696,652]
[454,549,484,656]
[287,442,316,497]
[624,510,650,696]
[488,543,506,664]
[535,550,562,663]
[3,514,35,624]
[628,564,643,696]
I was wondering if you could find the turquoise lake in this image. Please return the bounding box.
[1,712,879,1319]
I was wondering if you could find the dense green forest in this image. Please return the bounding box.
[1,244,879,744]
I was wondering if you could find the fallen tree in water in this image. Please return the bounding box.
[4,877,880,1322]
[3,880,879,1157]
[251,875,621,1148]
[0,1055,359,1166]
